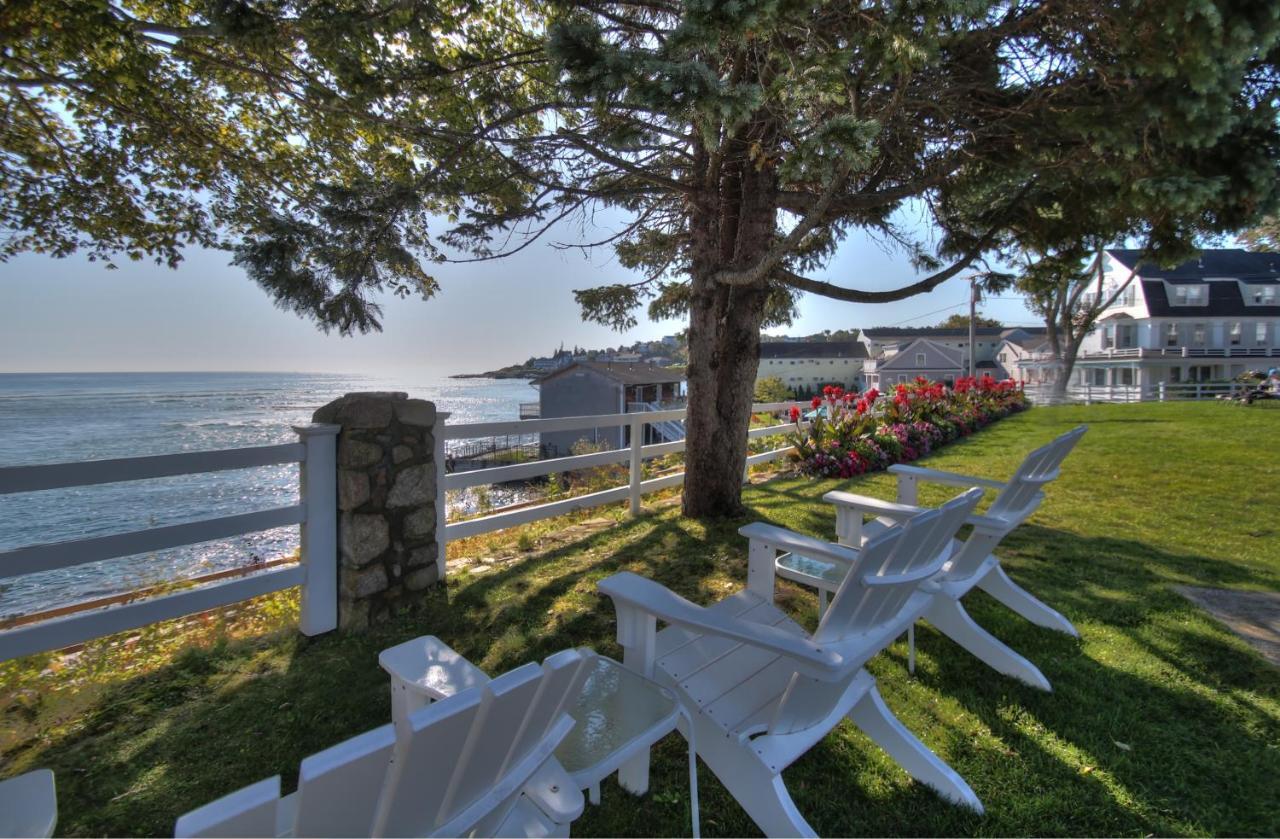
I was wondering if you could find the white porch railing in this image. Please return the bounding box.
[0,424,339,661]
[441,402,802,544]
[1023,381,1255,405]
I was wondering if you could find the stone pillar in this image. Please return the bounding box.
[312,392,443,630]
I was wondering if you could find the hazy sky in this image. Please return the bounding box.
[1,214,1040,375]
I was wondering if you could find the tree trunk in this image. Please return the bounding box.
[1051,336,1082,396]
[682,273,769,518]
[680,128,776,519]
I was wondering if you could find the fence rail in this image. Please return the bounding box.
[0,425,338,661]
[441,402,803,546]
[1023,381,1259,405]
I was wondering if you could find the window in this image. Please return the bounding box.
[1192,323,1206,347]
[1248,285,1277,305]
[1166,323,1179,346]
[1230,322,1243,345]
[1170,367,1182,383]
[915,352,926,366]
[1118,369,1134,386]
[1101,325,1113,349]
[1257,322,1269,346]
[1092,369,1107,386]
[897,375,908,383]
[1172,284,1208,305]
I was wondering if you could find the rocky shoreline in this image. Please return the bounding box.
[450,364,539,380]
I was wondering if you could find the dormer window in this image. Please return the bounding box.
[915,352,926,366]
[1247,285,1277,305]
[1171,284,1208,305]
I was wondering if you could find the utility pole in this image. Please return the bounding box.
[968,276,978,379]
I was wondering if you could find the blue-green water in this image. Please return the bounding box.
[0,372,536,618]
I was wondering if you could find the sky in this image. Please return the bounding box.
[0,213,1040,376]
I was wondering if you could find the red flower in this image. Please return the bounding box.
[811,396,822,409]
[789,406,801,422]
[865,388,879,403]
[855,399,868,415]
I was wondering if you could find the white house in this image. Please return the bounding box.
[862,338,970,388]
[756,340,868,393]
[859,326,1046,386]
[1015,248,1280,389]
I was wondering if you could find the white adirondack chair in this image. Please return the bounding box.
[779,425,1086,691]
[175,648,594,839]
[0,769,57,838]
[597,488,985,838]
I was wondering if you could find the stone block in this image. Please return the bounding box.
[340,513,389,566]
[407,545,436,569]
[392,444,414,464]
[338,470,370,511]
[405,565,439,591]
[338,439,382,469]
[343,564,388,599]
[404,506,436,540]
[388,463,433,508]
[394,399,436,427]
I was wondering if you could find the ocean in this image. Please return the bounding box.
[0,372,537,619]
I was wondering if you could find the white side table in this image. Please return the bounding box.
[379,636,699,837]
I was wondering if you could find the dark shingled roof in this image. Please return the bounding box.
[1140,280,1280,318]
[537,361,686,386]
[1109,248,1280,279]
[759,340,868,359]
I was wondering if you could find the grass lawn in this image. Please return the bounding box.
[3,402,1279,836]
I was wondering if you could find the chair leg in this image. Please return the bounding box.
[722,763,817,838]
[907,623,916,675]
[977,564,1079,637]
[925,598,1051,691]
[847,682,983,814]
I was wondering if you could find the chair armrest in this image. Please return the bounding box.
[597,572,842,674]
[822,490,928,521]
[738,522,863,567]
[888,464,1008,491]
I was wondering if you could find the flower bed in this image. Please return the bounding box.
[788,376,1029,479]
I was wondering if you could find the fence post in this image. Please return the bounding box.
[629,415,643,516]
[1159,382,1166,402]
[295,423,340,636]
[1196,383,1203,400]
[434,413,451,582]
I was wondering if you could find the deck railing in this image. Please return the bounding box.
[1023,381,1256,405]
[0,424,339,660]
[441,402,802,545]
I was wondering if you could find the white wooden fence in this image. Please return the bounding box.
[1023,381,1259,405]
[441,402,802,544]
[0,424,339,660]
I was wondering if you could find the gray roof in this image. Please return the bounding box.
[1108,247,1280,280]
[536,361,686,386]
[862,326,1008,339]
[759,340,868,359]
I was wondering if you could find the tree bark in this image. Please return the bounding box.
[680,124,775,518]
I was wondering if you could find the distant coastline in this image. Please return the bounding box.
[451,364,539,380]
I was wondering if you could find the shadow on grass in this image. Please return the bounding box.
[15,498,1279,837]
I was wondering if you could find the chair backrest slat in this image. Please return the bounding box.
[292,725,397,838]
[174,777,281,838]
[373,686,485,837]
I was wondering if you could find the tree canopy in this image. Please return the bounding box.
[935,314,1002,330]
[5,0,1279,513]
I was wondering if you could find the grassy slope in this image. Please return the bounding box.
[2,402,1278,837]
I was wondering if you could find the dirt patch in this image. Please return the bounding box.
[1175,586,1280,667]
